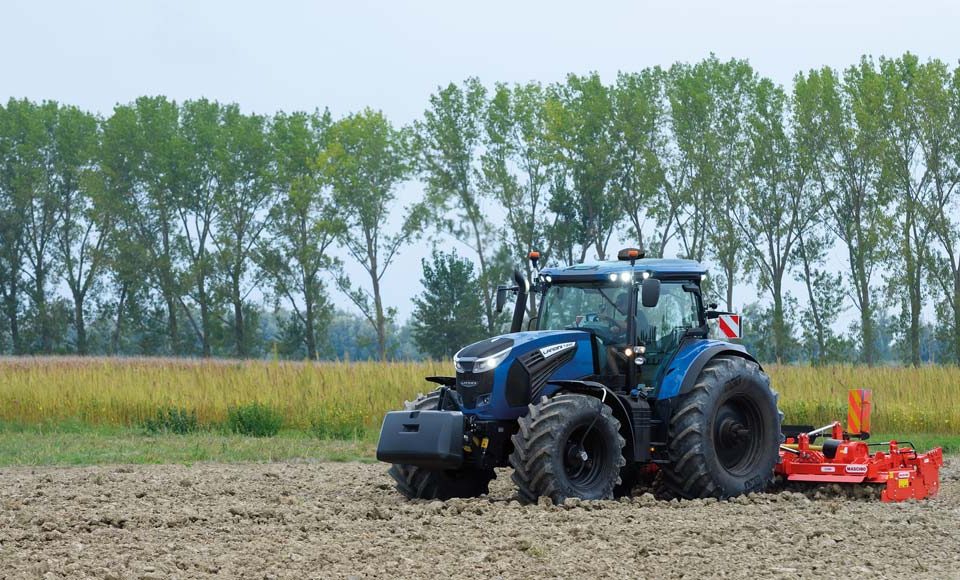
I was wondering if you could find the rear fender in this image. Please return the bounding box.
[655,340,761,401]
[545,380,635,463]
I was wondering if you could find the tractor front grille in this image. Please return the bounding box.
[505,345,578,407]
[456,369,494,409]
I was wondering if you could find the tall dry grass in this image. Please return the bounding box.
[0,357,956,435]
[768,364,959,434]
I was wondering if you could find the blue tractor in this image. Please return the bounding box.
[377,249,781,503]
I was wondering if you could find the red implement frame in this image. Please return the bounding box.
[776,390,944,502]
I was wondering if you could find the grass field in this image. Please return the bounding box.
[0,425,954,467]
[0,357,957,463]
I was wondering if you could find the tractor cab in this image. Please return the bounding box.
[508,249,709,398]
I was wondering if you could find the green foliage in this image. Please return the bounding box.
[544,72,621,261]
[323,109,421,360]
[0,54,959,365]
[226,403,283,437]
[143,406,200,434]
[411,250,487,359]
[415,79,504,333]
[260,110,340,360]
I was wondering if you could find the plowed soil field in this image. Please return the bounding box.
[1,461,957,579]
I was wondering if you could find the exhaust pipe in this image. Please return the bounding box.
[510,269,529,333]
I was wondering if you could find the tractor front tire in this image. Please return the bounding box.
[658,356,781,500]
[510,394,626,504]
[386,392,495,500]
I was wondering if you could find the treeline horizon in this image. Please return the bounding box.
[1,52,959,365]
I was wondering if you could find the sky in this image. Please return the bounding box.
[2,0,958,323]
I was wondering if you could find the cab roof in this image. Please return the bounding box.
[540,258,707,282]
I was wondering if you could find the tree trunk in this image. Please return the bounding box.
[232,272,245,358]
[35,269,51,354]
[372,272,386,361]
[198,278,211,358]
[908,274,922,366]
[233,299,244,358]
[111,283,127,355]
[304,287,317,360]
[165,295,178,355]
[798,236,826,364]
[725,268,735,313]
[5,282,21,355]
[771,275,785,364]
[73,292,87,355]
[857,276,875,366]
[469,217,495,335]
[951,269,960,365]
[903,218,921,367]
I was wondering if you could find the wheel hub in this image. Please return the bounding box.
[563,425,607,486]
[714,395,763,475]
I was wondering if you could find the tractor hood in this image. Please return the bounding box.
[453,330,596,420]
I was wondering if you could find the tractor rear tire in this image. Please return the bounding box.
[510,394,626,504]
[386,392,496,500]
[658,356,781,500]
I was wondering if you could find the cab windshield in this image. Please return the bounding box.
[539,284,627,334]
[538,280,701,354]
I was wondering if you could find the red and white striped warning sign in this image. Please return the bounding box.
[717,314,741,339]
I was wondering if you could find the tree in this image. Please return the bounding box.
[798,63,892,364]
[794,229,848,364]
[176,99,221,356]
[0,99,46,353]
[734,77,819,362]
[415,79,503,333]
[544,73,620,262]
[259,110,341,360]
[21,101,63,353]
[50,104,106,354]
[98,104,154,355]
[927,63,960,363]
[877,55,942,366]
[667,57,755,309]
[322,109,423,360]
[665,61,719,264]
[611,69,670,256]
[481,82,553,314]
[111,97,185,354]
[411,250,486,359]
[213,105,274,357]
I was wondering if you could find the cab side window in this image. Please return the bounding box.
[638,283,699,350]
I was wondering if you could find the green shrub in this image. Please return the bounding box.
[227,402,283,437]
[144,406,199,434]
[309,414,367,440]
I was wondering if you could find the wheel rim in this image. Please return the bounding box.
[714,394,764,476]
[563,424,608,491]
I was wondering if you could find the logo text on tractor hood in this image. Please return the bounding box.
[539,342,575,359]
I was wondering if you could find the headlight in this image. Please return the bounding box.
[473,347,512,373]
[473,348,510,373]
[454,346,511,373]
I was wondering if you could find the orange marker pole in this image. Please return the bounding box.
[847,388,872,438]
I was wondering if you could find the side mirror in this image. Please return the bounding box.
[495,286,508,314]
[641,278,661,308]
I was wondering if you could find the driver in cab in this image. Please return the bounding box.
[601,291,649,373]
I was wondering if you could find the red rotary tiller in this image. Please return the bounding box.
[777,389,944,502]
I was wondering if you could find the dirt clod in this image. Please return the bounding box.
[0,462,957,578]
